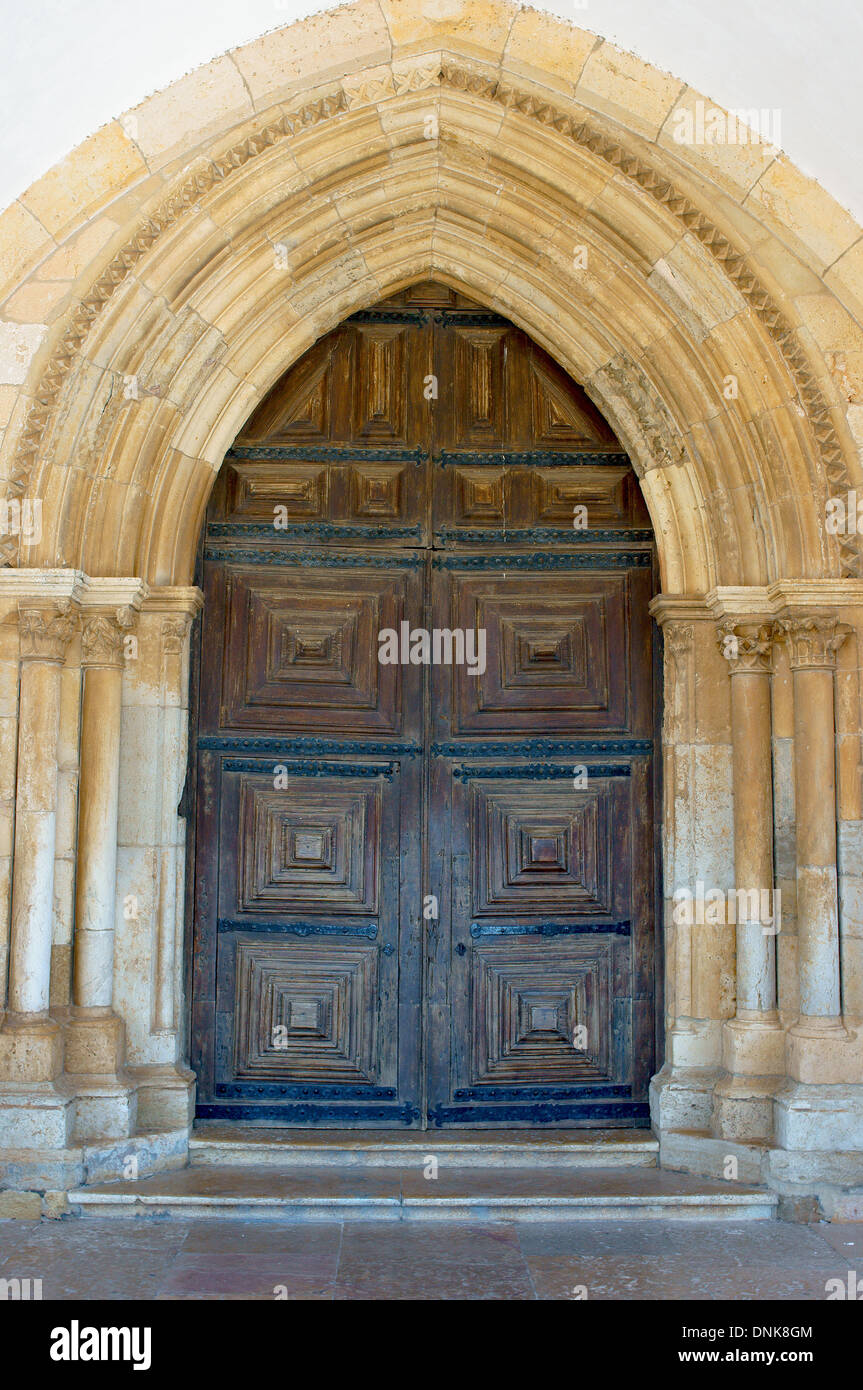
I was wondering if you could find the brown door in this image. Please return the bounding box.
[189,282,658,1127]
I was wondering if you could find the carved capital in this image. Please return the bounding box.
[778,613,850,670]
[81,607,136,668]
[662,621,693,744]
[161,616,189,655]
[716,619,775,675]
[18,600,78,663]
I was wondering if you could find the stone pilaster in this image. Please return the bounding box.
[115,586,202,1131]
[712,617,785,1140]
[648,596,735,1134]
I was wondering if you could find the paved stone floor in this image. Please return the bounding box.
[0,1217,861,1299]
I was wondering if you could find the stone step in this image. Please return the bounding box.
[68,1162,778,1222]
[189,1124,659,1169]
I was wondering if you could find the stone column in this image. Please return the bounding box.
[64,608,137,1110]
[781,615,848,1033]
[0,599,77,1147]
[7,603,77,1017]
[713,619,785,1139]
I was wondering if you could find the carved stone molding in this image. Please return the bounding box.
[161,616,189,655]
[81,607,137,668]
[590,353,688,475]
[662,621,694,745]
[18,600,78,663]
[716,619,775,676]
[778,613,851,670]
[0,60,857,579]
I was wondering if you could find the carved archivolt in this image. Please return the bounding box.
[1,62,857,577]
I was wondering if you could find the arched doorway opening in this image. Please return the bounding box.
[187,281,660,1129]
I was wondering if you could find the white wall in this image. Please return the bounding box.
[2,0,862,223]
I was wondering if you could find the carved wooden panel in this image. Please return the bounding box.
[224,462,329,521]
[214,565,420,737]
[470,781,616,918]
[234,777,380,915]
[436,569,633,735]
[528,358,618,449]
[353,325,408,441]
[232,938,379,1082]
[471,937,613,1083]
[451,329,507,446]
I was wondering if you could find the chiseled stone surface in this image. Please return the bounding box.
[0,1215,856,1300]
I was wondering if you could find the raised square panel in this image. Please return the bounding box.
[471,781,613,916]
[233,939,379,1082]
[238,778,379,915]
[222,568,408,733]
[351,464,405,518]
[454,468,505,523]
[471,937,613,1082]
[449,572,628,733]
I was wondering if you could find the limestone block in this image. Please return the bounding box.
[20,124,148,241]
[0,1190,42,1219]
[3,281,71,324]
[36,217,120,284]
[0,201,55,303]
[42,1190,70,1218]
[127,59,254,169]
[382,0,513,61]
[826,236,863,330]
[656,87,778,203]
[502,9,597,96]
[0,321,47,386]
[774,1082,863,1150]
[649,238,748,344]
[234,2,391,105]
[576,41,684,141]
[745,159,862,274]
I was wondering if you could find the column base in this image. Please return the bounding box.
[722,1015,786,1075]
[786,1018,863,1082]
[0,1127,190,1193]
[649,1062,720,1131]
[63,1011,126,1076]
[69,1076,138,1143]
[0,1080,74,1149]
[126,1063,196,1130]
[711,1074,780,1142]
[774,1079,863,1150]
[0,1015,64,1083]
[666,1018,723,1069]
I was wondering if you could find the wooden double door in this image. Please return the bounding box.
[190,284,658,1128]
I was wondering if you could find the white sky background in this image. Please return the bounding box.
[1,0,861,223]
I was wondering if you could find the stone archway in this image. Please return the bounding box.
[0,0,861,1209]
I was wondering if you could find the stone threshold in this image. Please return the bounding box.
[68,1162,777,1222]
[189,1124,660,1169]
